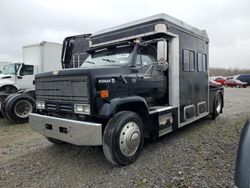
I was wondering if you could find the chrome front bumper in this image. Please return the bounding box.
[29,113,102,146]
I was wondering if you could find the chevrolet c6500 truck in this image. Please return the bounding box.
[29,13,224,166]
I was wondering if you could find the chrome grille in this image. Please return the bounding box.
[35,75,89,103]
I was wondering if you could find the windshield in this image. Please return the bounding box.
[2,63,20,75]
[81,44,134,67]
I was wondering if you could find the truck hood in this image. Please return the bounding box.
[0,79,19,89]
[35,66,129,78]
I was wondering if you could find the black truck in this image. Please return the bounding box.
[29,13,224,166]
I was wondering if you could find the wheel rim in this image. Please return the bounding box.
[14,100,33,118]
[119,122,141,157]
[216,97,222,114]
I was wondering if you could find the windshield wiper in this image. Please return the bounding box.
[84,60,95,64]
[102,58,116,63]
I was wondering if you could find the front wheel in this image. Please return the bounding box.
[103,111,144,166]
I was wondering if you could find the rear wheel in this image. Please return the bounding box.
[4,94,35,123]
[1,94,18,120]
[211,92,223,120]
[103,111,144,166]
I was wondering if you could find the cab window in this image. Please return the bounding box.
[136,45,157,66]
[20,65,34,76]
[183,49,195,72]
[197,53,207,72]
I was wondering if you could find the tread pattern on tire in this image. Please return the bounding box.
[4,94,35,123]
[1,94,18,121]
[212,92,222,120]
[102,111,144,166]
[103,111,128,166]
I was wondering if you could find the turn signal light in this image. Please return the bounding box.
[100,90,109,99]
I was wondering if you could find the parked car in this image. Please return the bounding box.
[215,76,226,85]
[209,80,222,87]
[224,79,247,88]
[234,74,250,86]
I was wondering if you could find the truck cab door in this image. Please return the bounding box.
[133,45,167,103]
[16,64,37,89]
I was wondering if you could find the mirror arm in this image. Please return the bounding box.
[142,64,154,78]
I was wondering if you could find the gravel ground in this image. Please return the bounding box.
[0,88,250,188]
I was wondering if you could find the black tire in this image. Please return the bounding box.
[211,92,223,120]
[4,94,35,123]
[46,137,66,144]
[103,111,144,166]
[1,94,18,121]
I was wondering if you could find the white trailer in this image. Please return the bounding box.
[23,41,62,73]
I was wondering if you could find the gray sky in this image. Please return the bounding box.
[0,0,249,68]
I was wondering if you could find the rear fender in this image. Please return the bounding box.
[22,89,35,98]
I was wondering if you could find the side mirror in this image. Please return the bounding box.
[157,40,167,62]
[157,40,168,71]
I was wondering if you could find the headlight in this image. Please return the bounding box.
[74,104,90,115]
[36,101,45,109]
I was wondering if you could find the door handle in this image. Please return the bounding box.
[17,76,22,79]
